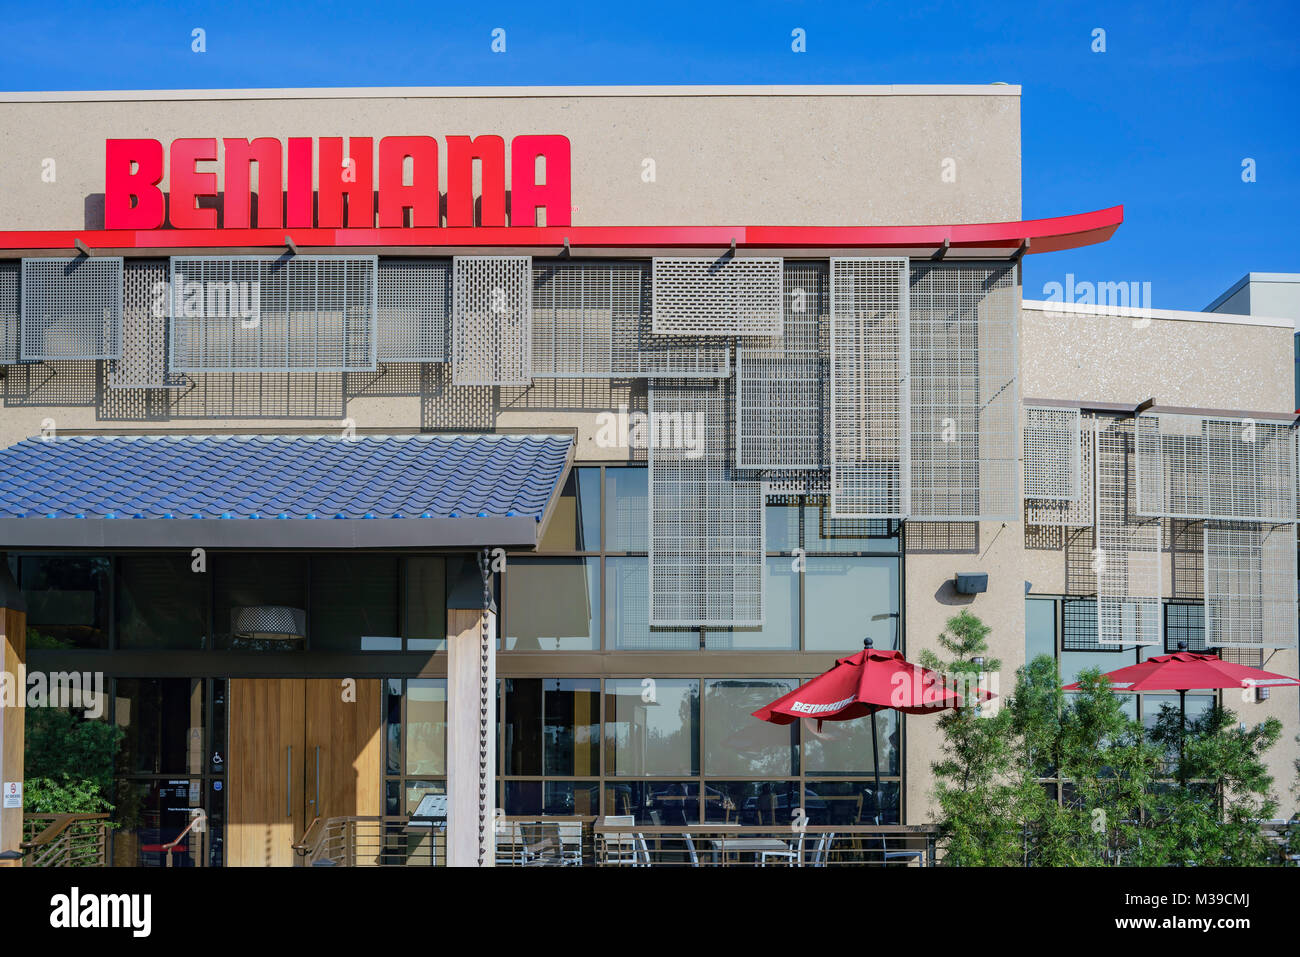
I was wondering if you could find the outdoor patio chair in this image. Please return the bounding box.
[681,831,700,867]
[556,821,584,866]
[599,815,649,866]
[759,831,804,867]
[808,831,837,867]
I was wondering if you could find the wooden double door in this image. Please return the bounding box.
[227,679,382,866]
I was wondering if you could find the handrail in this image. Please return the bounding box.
[293,816,325,856]
[22,813,109,849]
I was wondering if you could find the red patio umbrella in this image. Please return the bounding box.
[753,639,996,822]
[1062,642,1299,779]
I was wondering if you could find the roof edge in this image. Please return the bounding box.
[1022,298,1293,329]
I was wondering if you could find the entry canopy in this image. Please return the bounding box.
[0,433,573,550]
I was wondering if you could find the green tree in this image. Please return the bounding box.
[24,706,123,814]
[921,611,1022,865]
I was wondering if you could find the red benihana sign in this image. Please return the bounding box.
[103,135,572,230]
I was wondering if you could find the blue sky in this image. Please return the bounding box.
[2,0,1297,311]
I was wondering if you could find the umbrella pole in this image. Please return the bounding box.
[1178,689,1187,786]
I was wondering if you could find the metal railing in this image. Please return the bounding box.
[22,814,110,867]
[590,823,937,867]
[293,816,447,867]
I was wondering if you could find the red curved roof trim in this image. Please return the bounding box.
[0,206,1121,255]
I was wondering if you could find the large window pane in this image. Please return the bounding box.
[604,678,699,776]
[604,781,699,825]
[1026,598,1056,664]
[403,557,446,651]
[803,710,899,775]
[804,556,899,651]
[213,554,307,651]
[705,558,798,650]
[21,555,111,649]
[704,780,801,825]
[1061,648,1136,685]
[503,780,600,817]
[114,678,205,775]
[504,557,599,651]
[804,780,900,825]
[605,556,696,650]
[502,678,600,776]
[117,553,208,650]
[604,467,647,551]
[538,468,601,551]
[765,503,799,552]
[703,678,798,776]
[405,679,447,776]
[803,503,899,553]
[310,555,399,651]
[111,779,210,867]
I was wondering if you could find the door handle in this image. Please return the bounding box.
[286,745,293,817]
[313,746,321,812]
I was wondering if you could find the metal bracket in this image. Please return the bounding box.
[1011,238,1030,261]
[74,238,93,257]
[284,234,299,256]
[930,238,950,261]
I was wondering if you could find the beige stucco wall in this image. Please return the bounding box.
[0,86,1020,230]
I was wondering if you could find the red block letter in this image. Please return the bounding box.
[511,134,571,227]
[223,138,283,229]
[446,135,505,227]
[378,136,438,228]
[286,137,314,228]
[169,138,218,229]
[104,139,165,229]
[317,137,374,228]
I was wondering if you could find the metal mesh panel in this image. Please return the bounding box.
[1095,418,1162,645]
[829,257,909,518]
[110,259,186,389]
[530,261,729,378]
[452,256,531,385]
[1024,406,1081,500]
[737,261,828,469]
[1204,521,1298,648]
[0,261,17,363]
[648,379,764,627]
[1136,412,1296,523]
[1026,413,1095,527]
[376,259,451,362]
[21,257,122,360]
[907,262,1020,520]
[170,256,377,372]
[1164,602,1208,652]
[651,257,783,336]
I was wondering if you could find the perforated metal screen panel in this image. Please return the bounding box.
[1095,418,1162,645]
[1026,413,1095,527]
[1024,406,1081,500]
[452,256,532,385]
[736,261,828,469]
[376,259,451,362]
[170,256,377,372]
[21,257,122,361]
[648,379,764,627]
[0,261,17,363]
[531,261,729,378]
[829,257,909,518]
[907,262,1020,521]
[1204,521,1298,649]
[110,260,186,389]
[652,257,784,336]
[1136,412,1296,523]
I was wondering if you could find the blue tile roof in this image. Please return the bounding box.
[0,434,573,522]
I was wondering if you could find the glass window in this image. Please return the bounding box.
[705,780,801,825]
[111,778,211,867]
[703,679,798,776]
[503,780,600,817]
[765,503,799,552]
[1026,598,1056,664]
[113,678,206,776]
[502,678,600,776]
[504,557,599,651]
[605,781,699,825]
[404,679,447,776]
[604,678,699,776]
[1164,602,1207,652]
[605,556,696,650]
[804,556,899,651]
[604,467,647,551]
[21,555,111,649]
[804,780,900,826]
[117,553,208,650]
[403,557,446,651]
[1061,648,1137,686]
[705,558,798,650]
[803,503,899,553]
[538,468,601,551]
[213,554,307,651]
[803,710,899,776]
[310,555,399,651]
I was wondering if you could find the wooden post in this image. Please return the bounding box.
[445,554,496,867]
[0,554,27,867]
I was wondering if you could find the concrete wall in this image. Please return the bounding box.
[0,86,1021,231]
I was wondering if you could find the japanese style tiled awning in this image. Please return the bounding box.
[0,433,574,549]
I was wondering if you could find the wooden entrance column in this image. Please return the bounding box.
[0,556,25,866]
